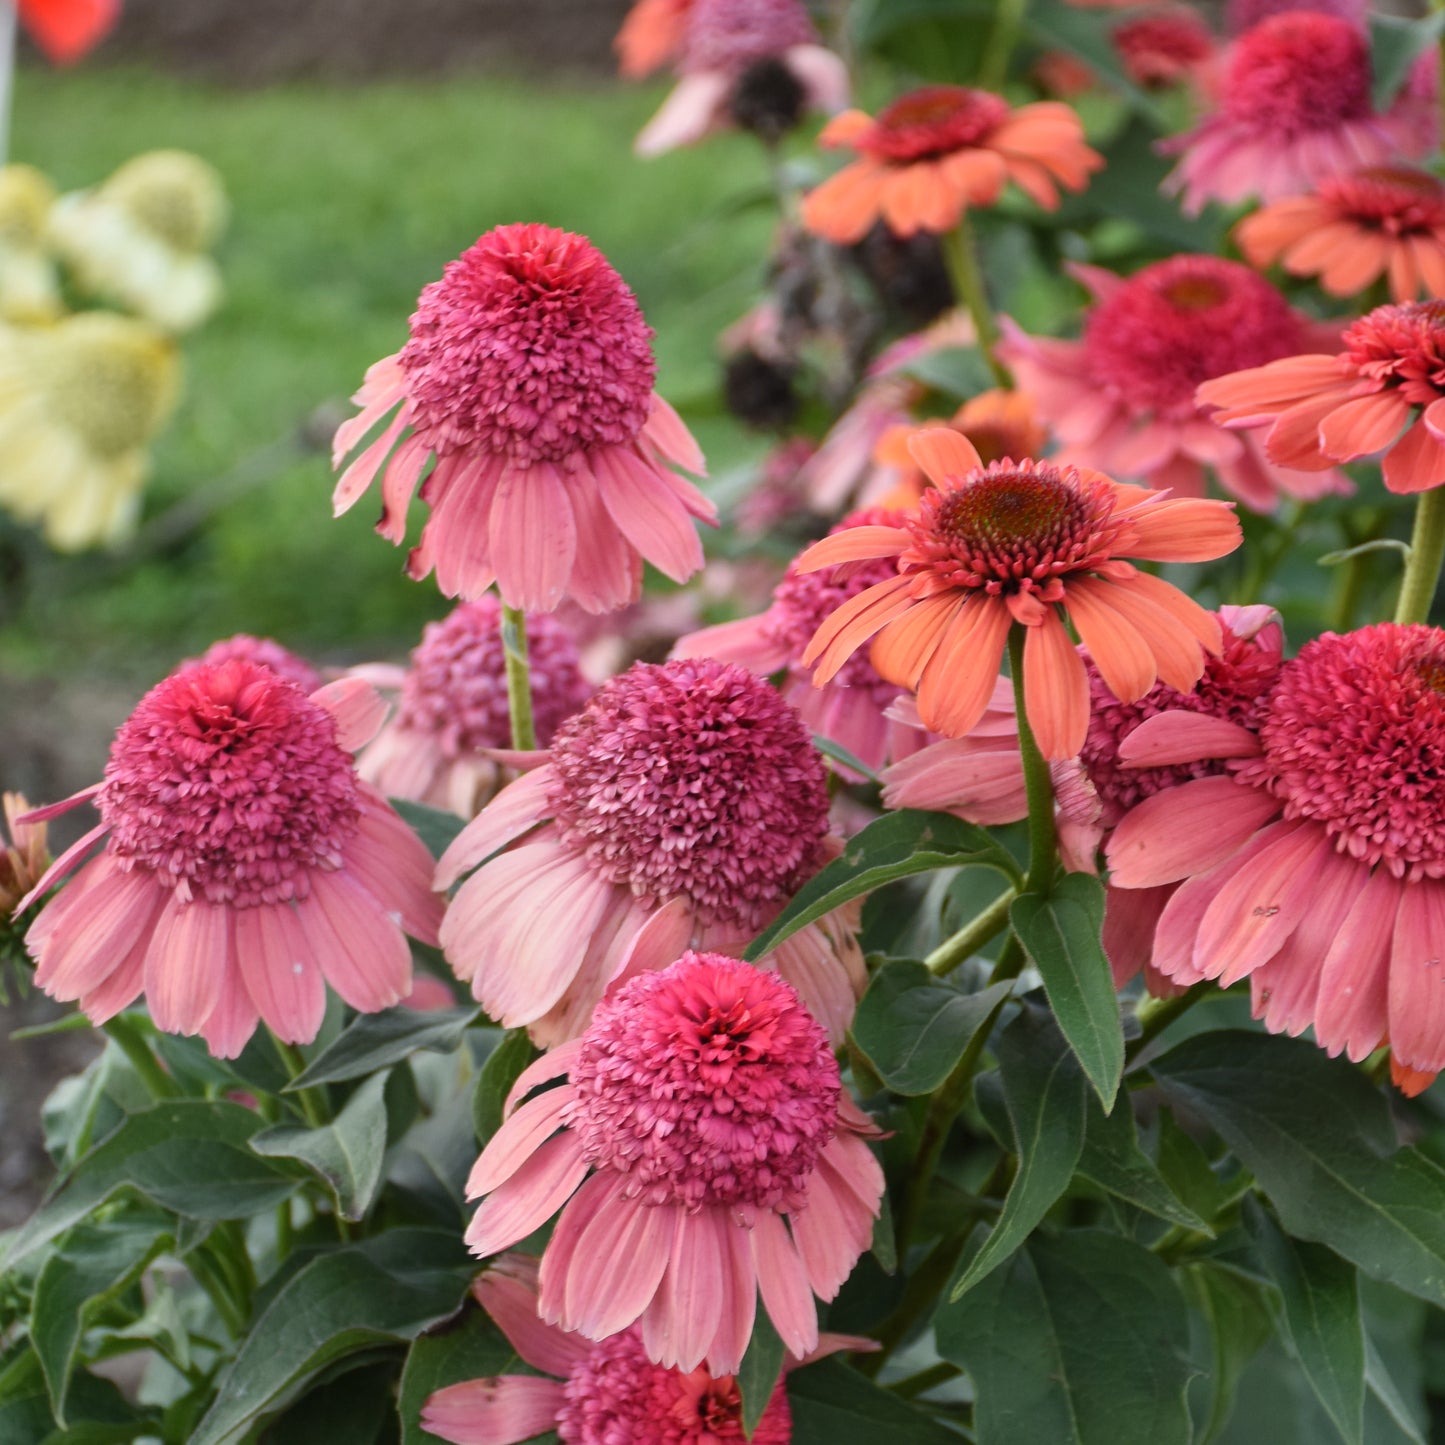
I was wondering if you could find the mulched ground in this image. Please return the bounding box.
[61,0,634,82]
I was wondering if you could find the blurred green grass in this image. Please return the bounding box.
[5,66,776,679]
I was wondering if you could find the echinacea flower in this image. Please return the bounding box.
[17,660,443,1057]
[1197,299,1445,493]
[1161,12,1434,216]
[883,605,1283,993]
[1,793,49,921]
[1224,0,1363,32]
[1112,8,1215,89]
[436,658,865,1047]
[1106,623,1445,1092]
[463,952,884,1373]
[798,428,1240,758]
[422,1253,868,1445]
[358,597,590,817]
[183,634,322,695]
[673,508,925,777]
[0,311,178,550]
[333,224,712,614]
[802,86,1100,244]
[0,164,63,322]
[18,0,120,65]
[636,0,850,156]
[615,0,694,78]
[1000,255,1348,511]
[1237,168,1445,304]
[48,150,227,333]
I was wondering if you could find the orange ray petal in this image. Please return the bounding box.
[1063,582,1157,704]
[1021,609,1090,760]
[907,427,983,489]
[795,525,910,573]
[803,576,918,683]
[869,593,964,690]
[915,597,1012,738]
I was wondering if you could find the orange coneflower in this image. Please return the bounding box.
[801,86,1101,245]
[798,428,1241,758]
[1197,300,1445,493]
[1237,168,1445,304]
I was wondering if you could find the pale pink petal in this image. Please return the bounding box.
[490,461,578,614]
[1315,868,1403,1062]
[609,896,696,990]
[1101,883,1173,989]
[466,1133,591,1258]
[199,948,261,1060]
[421,1376,566,1445]
[31,856,162,998]
[643,394,708,477]
[143,898,229,1037]
[300,870,412,1013]
[332,408,407,518]
[557,472,643,614]
[649,1206,727,1372]
[559,1181,677,1340]
[702,1213,759,1378]
[435,769,557,890]
[346,789,445,944]
[751,1209,818,1360]
[467,1086,576,1198]
[672,613,793,674]
[505,1038,586,1116]
[14,820,109,915]
[310,678,388,752]
[474,1263,591,1377]
[1117,712,1261,768]
[1387,877,1445,1073]
[592,446,705,585]
[635,70,733,155]
[233,902,326,1044]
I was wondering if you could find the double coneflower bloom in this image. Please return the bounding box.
[798,429,1241,758]
[333,223,713,614]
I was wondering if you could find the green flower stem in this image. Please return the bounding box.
[941,217,1011,389]
[500,602,537,751]
[977,0,1026,92]
[1008,625,1057,897]
[102,1014,179,1100]
[275,1198,294,1262]
[1394,486,1445,625]
[187,1246,248,1338]
[888,1361,962,1399]
[1126,982,1208,1060]
[272,1036,329,1129]
[895,989,1012,1253]
[988,932,1026,985]
[924,887,1016,975]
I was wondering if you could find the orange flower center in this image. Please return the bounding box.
[859,85,1010,163]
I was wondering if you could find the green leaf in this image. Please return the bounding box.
[787,1358,958,1445]
[1155,1107,1231,1225]
[938,1230,1193,1444]
[948,1005,1087,1301]
[286,1004,479,1090]
[1365,1334,1427,1444]
[189,1229,474,1445]
[5,1102,302,1269]
[258,1360,399,1445]
[1370,12,1445,110]
[1182,1262,1275,1444]
[472,1028,539,1144]
[251,1072,390,1222]
[736,1309,786,1438]
[1245,1199,1364,1445]
[1152,1031,1445,1311]
[1077,1091,1212,1233]
[397,1302,522,1445]
[30,1217,171,1424]
[1010,874,1124,1109]
[389,798,467,861]
[811,735,880,783]
[894,344,996,399]
[850,962,1011,1096]
[745,810,1020,961]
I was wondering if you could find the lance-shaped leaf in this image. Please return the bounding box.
[1151,1031,1445,1310]
[1245,1198,1365,1445]
[737,1310,786,1438]
[938,1230,1193,1445]
[252,1072,391,1222]
[1370,11,1445,109]
[949,1005,1086,1301]
[850,962,1012,1096]
[1010,874,1124,1110]
[745,810,1020,961]
[787,1358,959,1445]
[286,1004,478,1090]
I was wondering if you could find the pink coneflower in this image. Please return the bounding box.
[803,86,1100,244]
[674,508,926,778]
[798,428,1240,758]
[436,658,865,1046]
[999,256,1348,512]
[357,598,591,818]
[1198,300,1445,493]
[1237,168,1445,304]
[636,0,850,155]
[17,661,443,1057]
[1224,0,1363,32]
[184,634,322,695]
[333,224,713,614]
[884,606,1283,992]
[1113,8,1215,90]
[1161,11,1434,216]
[422,1254,868,1445]
[615,0,695,78]
[462,953,883,1373]
[1106,623,1445,1090]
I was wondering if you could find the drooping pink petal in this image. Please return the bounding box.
[421,1375,566,1445]
[143,898,229,1037]
[467,1085,576,1198]
[467,1132,592,1259]
[1314,868,1404,1062]
[751,1209,818,1361]
[435,768,558,890]
[301,870,412,1013]
[233,902,327,1044]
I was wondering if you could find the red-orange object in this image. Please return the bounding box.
[17,0,121,66]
